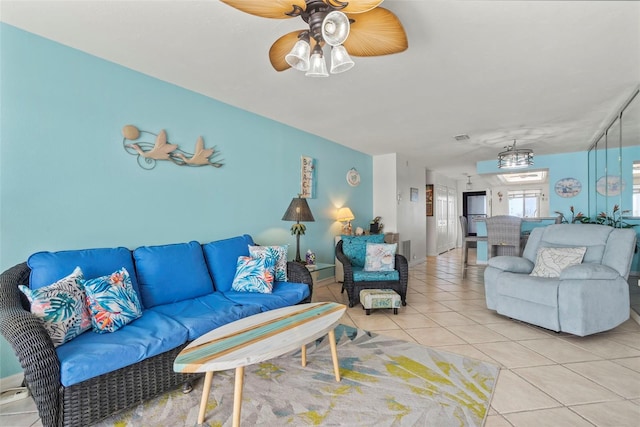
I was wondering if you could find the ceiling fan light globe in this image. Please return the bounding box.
[285,39,311,71]
[330,45,354,74]
[305,52,329,77]
[322,11,350,46]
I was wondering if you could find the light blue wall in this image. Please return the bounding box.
[0,24,373,378]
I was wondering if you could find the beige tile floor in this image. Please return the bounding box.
[2,248,640,426]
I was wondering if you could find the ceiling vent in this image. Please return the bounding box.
[454,134,470,141]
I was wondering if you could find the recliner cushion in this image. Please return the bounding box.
[496,273,559,307]
[341,234,385,268]
[134,241,213,308]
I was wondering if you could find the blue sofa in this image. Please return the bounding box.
[484,224,636,336]
[0,234,312,427]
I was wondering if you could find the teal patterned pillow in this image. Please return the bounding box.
[82,267,143,333]
[341,234,386,267]
[364,243,397,271]
[231,256,275,293]
[19,266,91,347]
[249,245,289,282]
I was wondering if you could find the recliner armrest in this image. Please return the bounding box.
[559,263,620,280]
[487,256,534,274]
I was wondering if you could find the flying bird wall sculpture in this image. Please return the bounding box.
[122,125,224,170]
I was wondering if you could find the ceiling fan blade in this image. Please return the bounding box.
[220,0,306,19]
[338,0,385,14]
[344,7,408,57]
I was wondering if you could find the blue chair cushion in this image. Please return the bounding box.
[150,292,262,341]
[203,235,254,292]
[341,234,385,268]
[27,247,141,303]
[56,310,188,387]
[133,241,213,308]
[353,267,399,282]
[222,281,310,311]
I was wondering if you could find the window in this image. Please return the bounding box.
[508,190,541,218]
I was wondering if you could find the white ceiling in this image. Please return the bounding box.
[2,0,639,179]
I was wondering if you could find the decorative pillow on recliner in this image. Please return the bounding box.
[249,244,288,282]
[530,246,587,278]
[364,243,397,272]
[19,266,91,347]
[341,234,386,267]
[82,267,143,333]
[231,256,275,293]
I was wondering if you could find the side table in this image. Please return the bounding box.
[305,263,335,284]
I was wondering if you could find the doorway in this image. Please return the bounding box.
[462,191,487,236]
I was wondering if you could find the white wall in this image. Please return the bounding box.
[373,153,427,265]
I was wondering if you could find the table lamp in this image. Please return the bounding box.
[336,207,355,235]
[282,195,315,263]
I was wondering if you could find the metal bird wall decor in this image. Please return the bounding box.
[122,125,224,170]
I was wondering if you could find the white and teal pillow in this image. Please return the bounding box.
[231,256,275,293]
[249,245,288,282]
[364,243,397,272]
[82,267,143,333]
[530,246,587,278]
[19,266,91,347]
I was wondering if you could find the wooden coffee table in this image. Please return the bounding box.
[173,302,346,427]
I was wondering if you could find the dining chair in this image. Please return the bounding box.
[485,215,524,258]
[459,215,488,276]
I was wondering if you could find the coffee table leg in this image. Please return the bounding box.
[328,329,341,382]
[198,371,214,425]
[232,366,245,427]
[301,344,307,367]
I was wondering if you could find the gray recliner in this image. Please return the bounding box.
[484,223,636,336]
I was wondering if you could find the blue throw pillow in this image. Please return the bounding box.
[203,235,254,292]
[19,266,91,347]
[82,267,143,333]
[249,245,289,282]
[341,234,386,267]
[231,256,275,294]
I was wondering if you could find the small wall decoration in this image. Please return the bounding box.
[554,177,582,198]
[410,187,419,202]
[346,167,360,187]
[425,184,433,216]
[122,125,223,170]
[596,175,625,197]
[301,156,316,198]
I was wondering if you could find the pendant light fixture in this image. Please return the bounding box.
[497,140,534,169]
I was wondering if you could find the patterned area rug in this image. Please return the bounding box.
[96,325,499,427]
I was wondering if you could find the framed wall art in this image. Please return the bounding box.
[410,187,419,202]
[426,184,434,216]
[300,156,316,198]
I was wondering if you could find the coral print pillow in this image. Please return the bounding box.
[364,243,397,272]
[232,256,275,293]
[530,246,587,278]
[82,267,143,333]
[19,266,91,347]
[249,245,289,282]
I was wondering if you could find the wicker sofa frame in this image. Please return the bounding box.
[0,261,313,427]
[335,239,409,308]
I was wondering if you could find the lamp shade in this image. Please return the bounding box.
[305,45,329,77]
[330,45,355,74]
[285,32,311,71]
[282,197,315,222]
[336,207,355,222]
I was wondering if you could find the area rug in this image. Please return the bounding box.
[95,325,499,427]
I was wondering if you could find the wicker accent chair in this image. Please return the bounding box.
[0,261,313,427]
[459,215,488,276]
[335,239,408,308]
[485,215,524,258]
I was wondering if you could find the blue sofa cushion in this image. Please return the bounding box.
[28,247,141,301]
[150,292,262,341]
[134,241,213,308]
[353,267,399,282]
[222,281,310,311]
[203,235,254,292]
[341,234,385,268]
[56,310,188,387]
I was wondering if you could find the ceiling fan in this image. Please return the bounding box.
[220,0,408,77]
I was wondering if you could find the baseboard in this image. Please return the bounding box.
[0,373,23,392]
[631,309,640,326]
